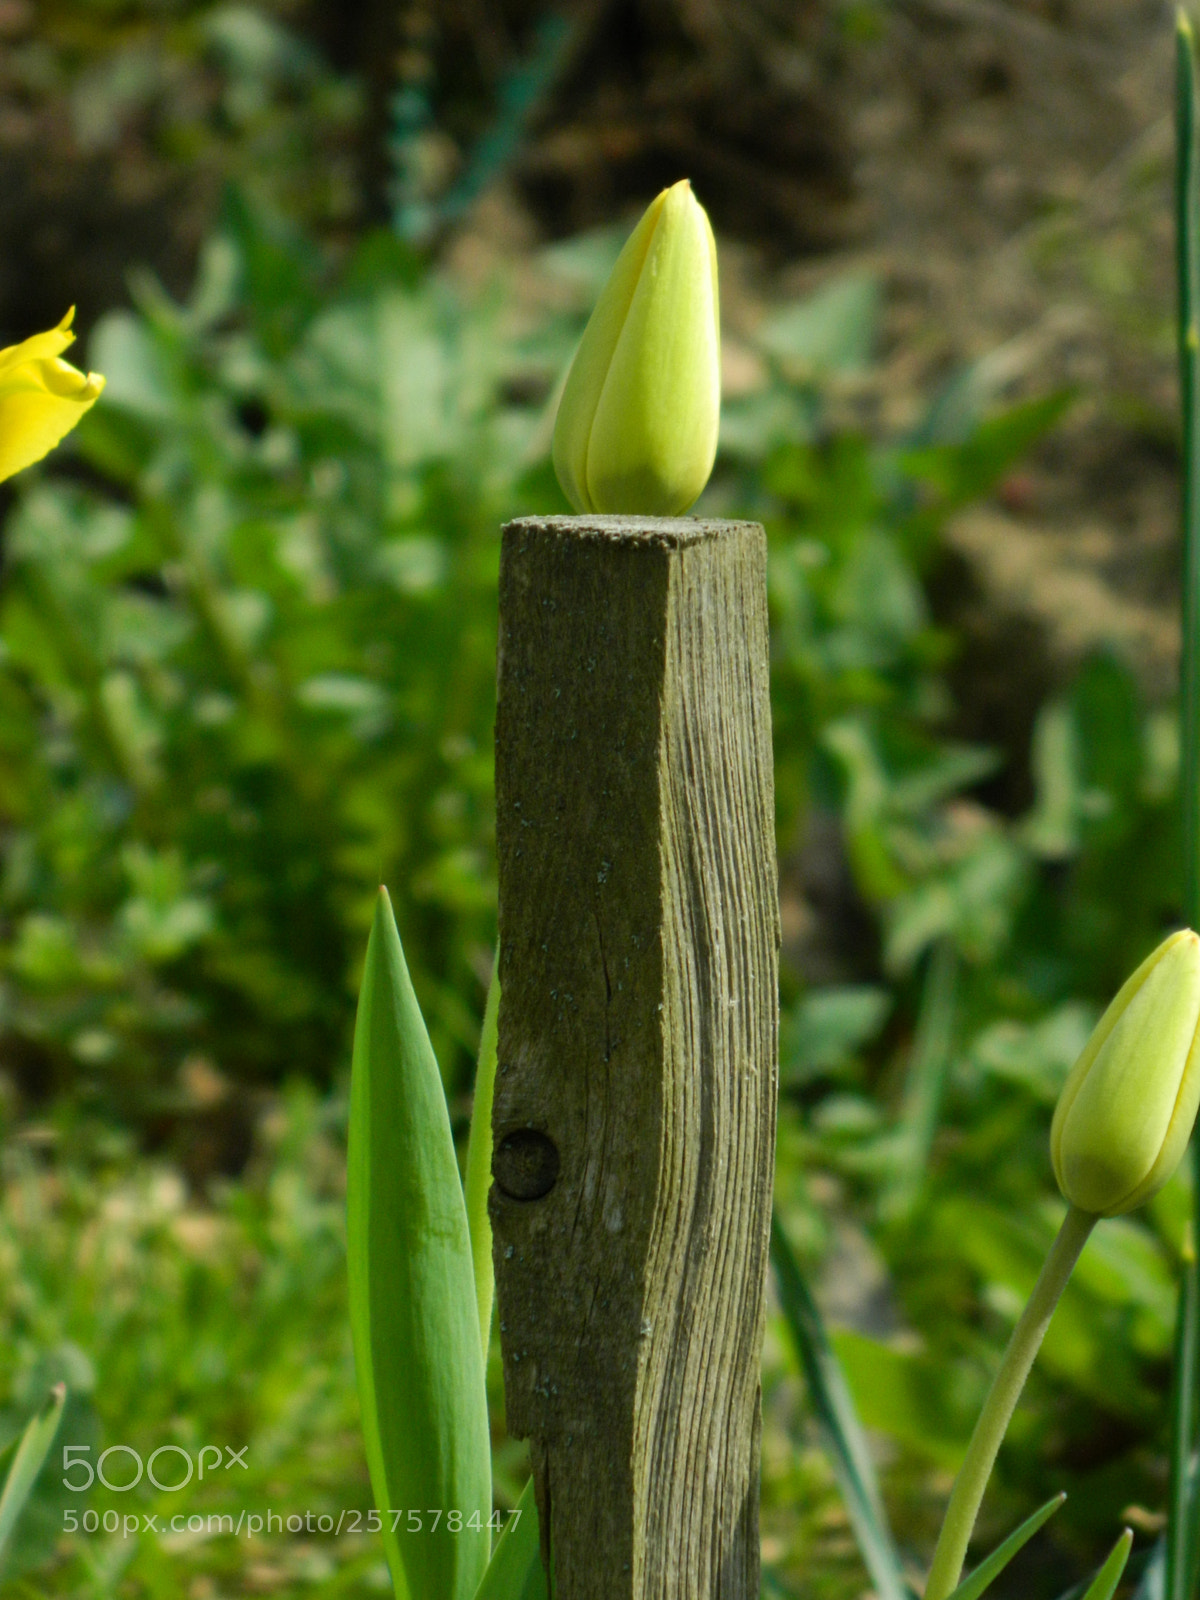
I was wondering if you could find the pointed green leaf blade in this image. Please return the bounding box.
[1081,1530,1134,1600]
[473,1478,547,1600]
[0,1385,65,1567]
[348,887,491,1600]
[945,1492,1066,1600]
[771,1213,908,1600]
[464,956,500,1356]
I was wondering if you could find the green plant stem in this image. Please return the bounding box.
[885,939,957,1219]
[1178,9,1200,933]
[1173,16,1200,1600]
[924,1205,1097,1600]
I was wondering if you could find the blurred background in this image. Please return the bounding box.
[0,1,1189,1596]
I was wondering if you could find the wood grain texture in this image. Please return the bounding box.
[492,516,779,1600]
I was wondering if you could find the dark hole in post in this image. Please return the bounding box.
[494,1128,560,1201]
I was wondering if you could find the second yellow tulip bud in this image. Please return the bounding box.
[1051,928,1200,1216]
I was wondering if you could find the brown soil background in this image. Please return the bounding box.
[0,0,1185,770]
[427,0,1181,812]
[824,0,1182,768]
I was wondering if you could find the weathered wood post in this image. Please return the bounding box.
[491,514,779,1600]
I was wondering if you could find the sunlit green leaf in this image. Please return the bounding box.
[473,1478,547,1600]
[829,1327,976,1469]
[347,887,491,1600]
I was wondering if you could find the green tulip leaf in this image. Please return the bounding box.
[945,1493,1066,1600]
[771,1213,909,1600]
[473,1478,547,1600]
[347,887,491,1600]
[0,1385,65,1568]
[1080,1529,1134,1600]
[464,955,500,1355]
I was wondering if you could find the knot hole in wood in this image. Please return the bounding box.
[493,1127,561,1201]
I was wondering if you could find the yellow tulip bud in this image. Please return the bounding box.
[0,308,105,484]
[1050,928,1200,1216]
[552,178,720,516]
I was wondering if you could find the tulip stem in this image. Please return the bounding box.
[1177,12,1200,1600]
[1175,20,1200,1600]
[923,1205,1096,1600]
[1178,10,1200,935]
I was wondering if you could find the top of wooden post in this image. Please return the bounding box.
[504,514,764,550]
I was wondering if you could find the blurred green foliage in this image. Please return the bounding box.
[0,192,555,1115]
[717,270,1187,1590]
[0,1090,381,1596]
[0,179,1191,1599]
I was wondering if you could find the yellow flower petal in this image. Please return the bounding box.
[0,307,77,378]
[552,192,667,514]
[0,367,105,484]
[0,311,104,482]
[585,181,719,515]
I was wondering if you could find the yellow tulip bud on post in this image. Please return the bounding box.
[552,178,720,516]
[924,927,1200,1600]
[0,309,104,484]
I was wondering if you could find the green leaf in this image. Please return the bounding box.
[969,1005,1096,1105]
[757,276,879,376]
[0,1385,65,1569]
[829,1327,975,1469]
[473,1478,547,1600]
[770,1214,908,1600]
[347,887,491,1600]
[944,1492,1066,1600]
[901,392,1074,513]
[1081,1530,1134,1600]
[882,939,957,1218]
[464,955,500,1355]
[780,984,891,1085]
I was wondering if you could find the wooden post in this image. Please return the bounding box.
[491,516,779,1600]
